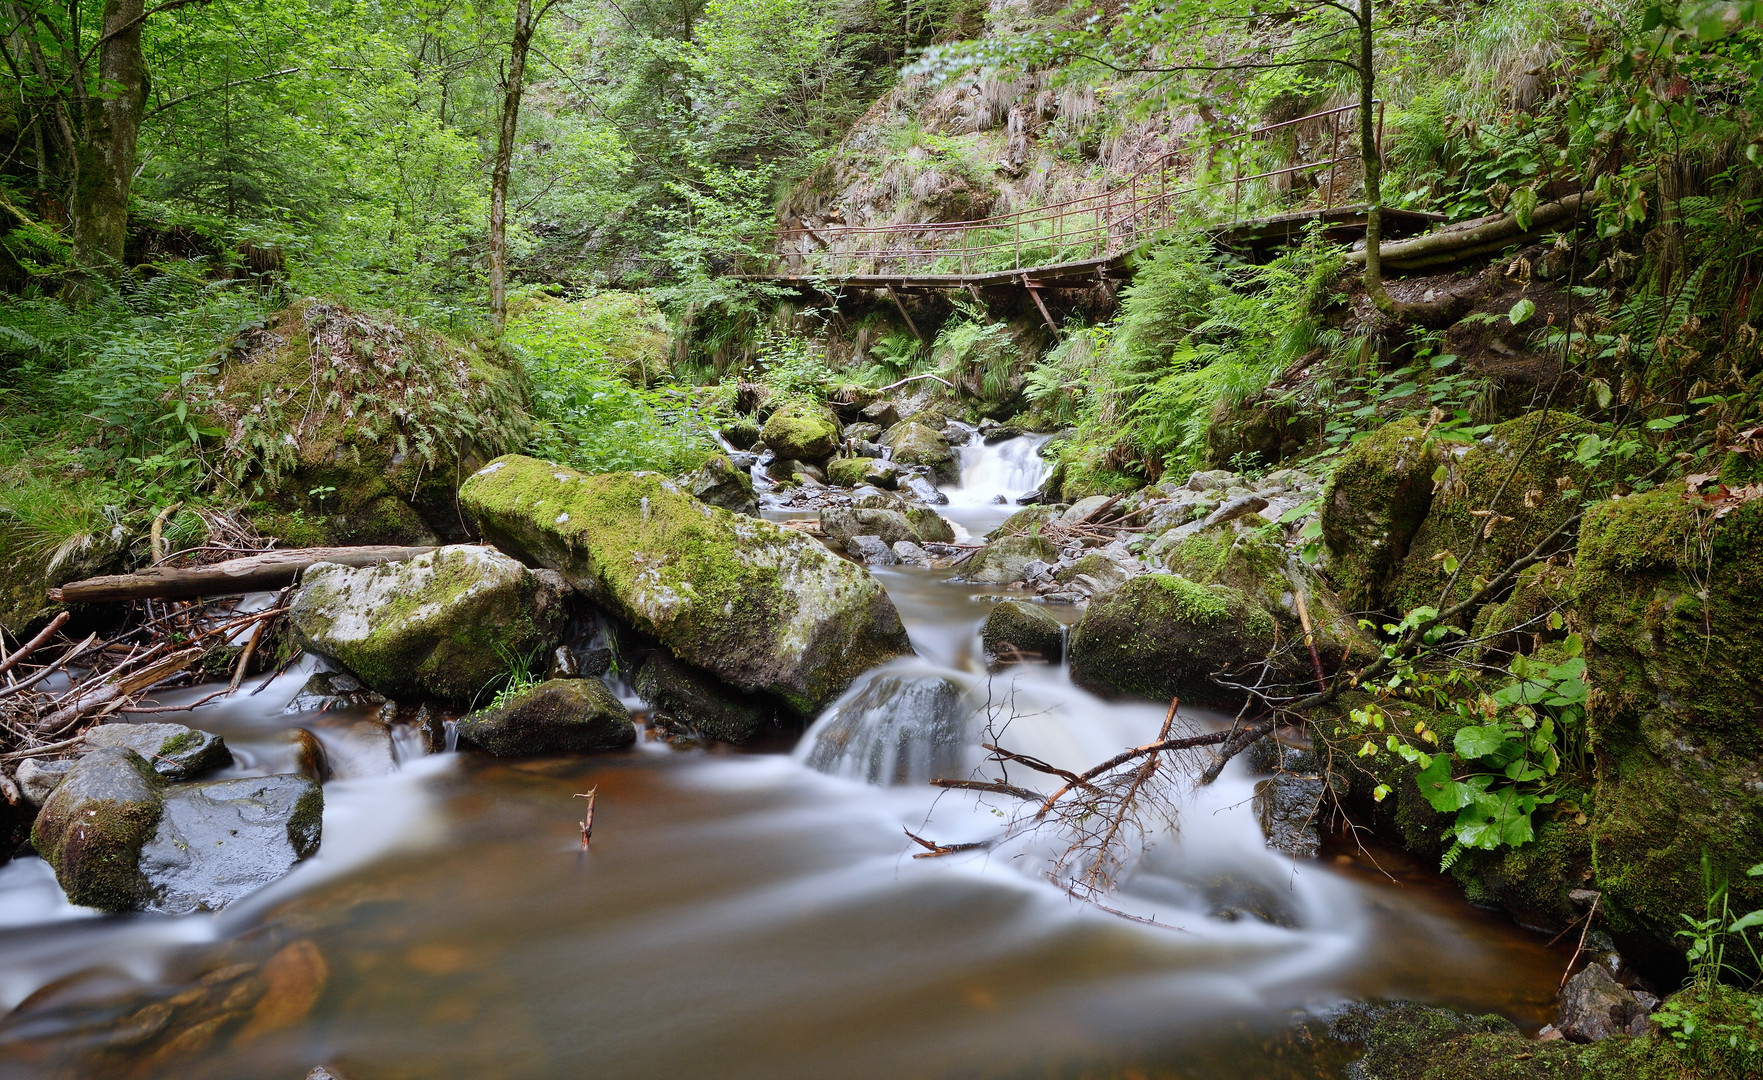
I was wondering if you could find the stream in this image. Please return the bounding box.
[0,438,1570,1080]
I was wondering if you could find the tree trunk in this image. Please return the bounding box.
[49,546,437,603]
[70,0,148,272]
[490,0,541,334]
[1357,0,1393,312]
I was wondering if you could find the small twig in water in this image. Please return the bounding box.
[575,788,598,850]
[903,827,994,859]
[1560,892,1601,991]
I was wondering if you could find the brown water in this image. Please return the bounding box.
[0,441,1569,1080]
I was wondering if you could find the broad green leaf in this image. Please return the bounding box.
[1454,724,1511,759]
[1508,298,1536,326]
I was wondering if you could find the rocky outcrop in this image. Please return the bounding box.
[761,400,841,462]
[1319,416,1439,614]
[85,722,232,781]
[455,678,636,756]
[460,456,914,714]
[882,421,958,483]
[1068,574,1293,707]
[688,454,758,516]
[635,652,774,744]
[980,600,1064,664]
[31,747,321,913]
[1573,487,1763,967]
[289,544,566,705]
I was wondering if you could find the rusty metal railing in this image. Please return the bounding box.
[771,101,1383,279]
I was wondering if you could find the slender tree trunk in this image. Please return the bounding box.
[1358,0,1393,312]
[490,0,542,334]
[71,0,148,272]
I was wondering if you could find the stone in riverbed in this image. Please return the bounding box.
[137,774,324,915]
[1556,964,1653,1042]
[821,506,920,547]
[31,748,165,910]
[892,541,932,567]
[960,534,1058,585]
[85,721,232,780]
[845,535,897,565]
[981,600,1064,664]
[15,756,76,807]
[761,400,841,462]
[801,672,971,785]
[687,454,758,517]
[1253,773,1342,859]
[289,544,566,705]
[882,421,958,484]
[460,456,914,714]
[456,678,635,756]
[636,652,773,744]
[282,669,387,715]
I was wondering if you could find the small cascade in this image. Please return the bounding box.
[797,663,976,785]
[945,434,1053,509]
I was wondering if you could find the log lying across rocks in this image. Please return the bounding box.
[49,546,437,604]
[1346,192,1597,271]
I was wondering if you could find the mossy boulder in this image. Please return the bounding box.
[635,651,774,744]
[210,300,527,547]
[32,748,321,913]
[981,600,1064,663]
[987,505,1060,541]
[1388,411,1598,617]
[289,544,567,705]
[827,456,879,488]
[1068,573,1293,707]
[459,455,914,714]
[905,506,955,543]
[959,533,1057,584]
[1573,487,1763,969]
[455,678,636,756]
[31,747,165,911]
[687,454,758,517]
[761,399,841,463]
[882,421,958,483]
[821,506,921,548]
[1320,417,1440,614]
[85,722,232,781]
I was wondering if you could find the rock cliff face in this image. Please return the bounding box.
[460,454,914,715]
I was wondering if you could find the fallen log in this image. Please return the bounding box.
[1345,192,1595,270]
[49,546,436,604]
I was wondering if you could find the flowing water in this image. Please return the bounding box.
[0,439,1569,1080]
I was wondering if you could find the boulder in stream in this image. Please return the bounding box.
[455,678,636,756]
[289,544,566,705]
[687,454,758,517]
[882,422,958,483]
[981,600,1064,664]
[1253,773,1343,859]
[761,400,840,462]
[85,721,232,780]
[960,534,1058,585]
[14,757,76,807]
[32,747,322,913]
[821,506,921,547]
[636,652,774,744]
[460,456,914,714]
[801,671,971,785]
[1555,964,1653,1042]
[137,774,324,915]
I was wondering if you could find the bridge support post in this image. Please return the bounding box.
[885,285,925,344]
[1023,279,1060,340]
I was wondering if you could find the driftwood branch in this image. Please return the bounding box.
[0,611,69,678]
[876,372,953,392]
[931,777,1042,801]
[51,546,436,603]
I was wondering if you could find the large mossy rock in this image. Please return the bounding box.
[761,400,840,462]
[1160,525,1374,666]
[1574,487,1763,966]
[459,455,914,714]
[210,300,527,547]
[31,748,322,913]
[31,747,165,911]
[137,774,323,915]
[1319,417,1440,614]
[1387,411,1597,617]
[455,678,636,756]
[960,534,1057,584]
[1068,574,1292,707]
[635,651,773,744]
[981,600,1064,664]
[820,506,921,548]
[882,421,958,483]
[289,544,566,705]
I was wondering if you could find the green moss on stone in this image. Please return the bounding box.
[827,457,877,487]
[762,399,840,462]
[1320,417,1441,615]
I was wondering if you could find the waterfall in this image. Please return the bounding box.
[943,434,1053,508]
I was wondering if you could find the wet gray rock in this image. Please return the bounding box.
[688,454,759,517]
[1200,494,1270,530]
[859,399,899,429]
[1253,773,1341,859]
[981,600,1064,664]
[801,672,971,785]
[636,651,773,744]
[282,669,387,715]
[822,506,921,547]
[1061,495,1116,523]
[456,678,636,756]
[290,545,566,705]
[883,422,958,484]
[1053,553,1132,594]
[844,421,883,443]
[85,721,232,781]
[892,541,932,567]
[31,747,167,910]
[138,774,324,915]
[961,534,1060,584]
[845,535,898,565]
[901,474,948,505]
[904,506,955,543]
[768,458,827,485]
[1186,470,1242,492]
[1557,964,1653,1042]
[14,757,76,807]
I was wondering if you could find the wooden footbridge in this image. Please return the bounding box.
[748,102,1442,332]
